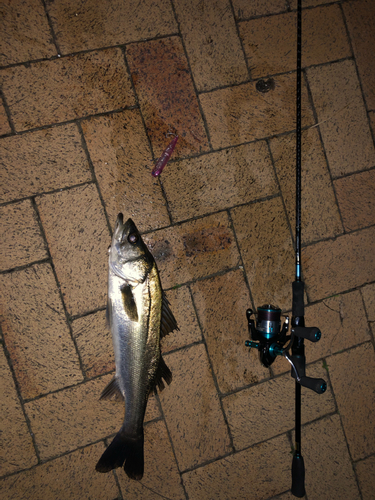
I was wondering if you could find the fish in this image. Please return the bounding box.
[151,135,178,177]
[96,214,178,480]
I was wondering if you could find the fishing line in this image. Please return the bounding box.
[245,1,327,497]
[308,99,354,129]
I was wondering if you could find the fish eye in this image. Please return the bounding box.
[128,233,138,245]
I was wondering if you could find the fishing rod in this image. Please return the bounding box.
[245,1,327,497]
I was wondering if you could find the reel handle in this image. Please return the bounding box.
[299,376,327,394]
[292,326,321,343]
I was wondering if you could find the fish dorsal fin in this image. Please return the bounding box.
[121,285,139,322]
[160,293,179,339]
[99,377,123,401]
[151,355,172,394]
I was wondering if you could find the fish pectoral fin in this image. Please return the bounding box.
[99,377,124,401]
[151,355,172,394]
[160,292,179,339]
[121,285,139,322]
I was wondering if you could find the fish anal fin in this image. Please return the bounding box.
[100,377,123,401]
[160,292,179,339]
[121,285,139,322]
[151,355,172,394]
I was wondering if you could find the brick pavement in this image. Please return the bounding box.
[1,1,374,499]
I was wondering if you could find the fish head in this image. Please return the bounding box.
[109,214,153,283]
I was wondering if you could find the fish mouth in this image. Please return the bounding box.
[123,217,137,236]
[115,214,138,242]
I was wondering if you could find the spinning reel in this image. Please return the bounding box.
[245,304,326,394]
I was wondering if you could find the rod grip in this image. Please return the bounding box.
[292,453,305,497]
[292,326,321,343]
[299,376,327,394]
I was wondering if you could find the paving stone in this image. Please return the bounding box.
[162,141,279,223]
[0,199,47,271]
[328,343,375,461]
[334,169,375,231]
[81,109,169,233]
[303,226,375,302]
[0,263,83,400]
[355,454,375,500]
[343,0,375,111]
[223,362,334,451]
[0,0,56,66]
[71,310,114,379]
[174,0,248,92]
[160,286,202,353]
[182,434,291,500]
[159,343,231,471]
[126,36,209,158]
[191,269,270,393]
[200,73,314,149]
[361,283,375,321]
[36,184,109,316]
[117,420,185,500]
[0,346,37,475]
[303,415,360,499]
[0,102,11,135]
[270,128,342,244]
[272,290,371,375]
[25,374,160,460]
[143,212,240,289]
[0,124,91,203]
[240,5,350,78]
[306,60,375,178]
[0,49,134,131]
[231,197,295,311]
[0,441,119,500]
[233,0,288,19]
[45,0,177,54]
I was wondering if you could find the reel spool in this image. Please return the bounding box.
[254,305,282,339]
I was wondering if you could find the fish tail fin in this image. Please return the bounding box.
[96,429,144,480]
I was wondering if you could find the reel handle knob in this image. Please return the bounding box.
[299,376,327,394]
[292,326,321,342]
